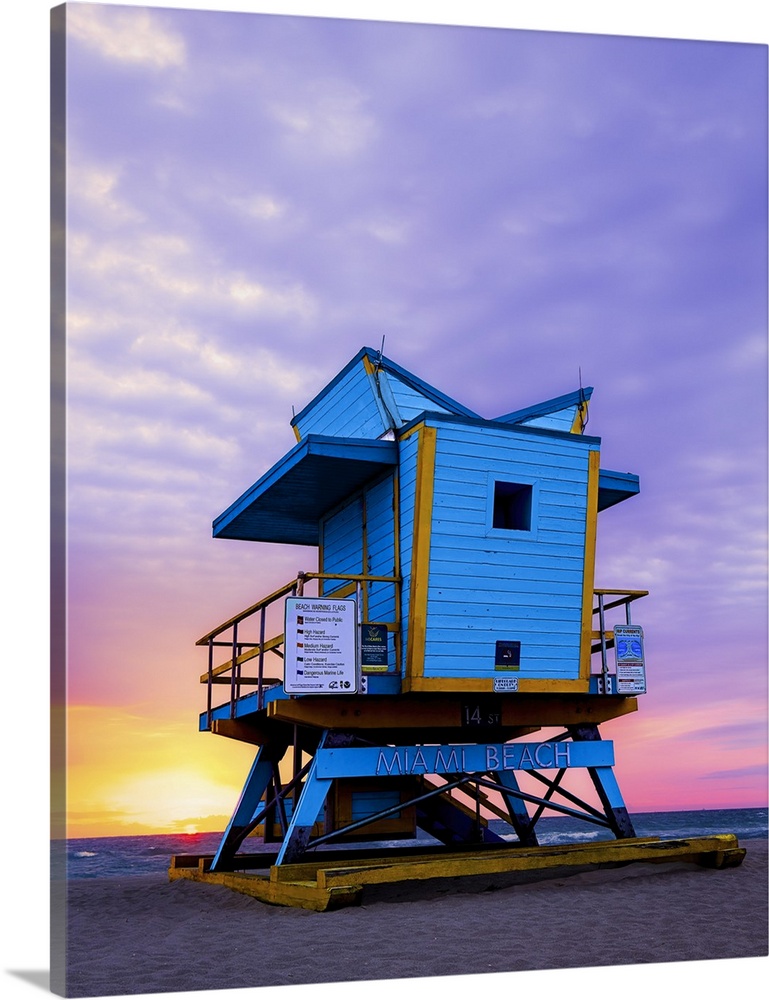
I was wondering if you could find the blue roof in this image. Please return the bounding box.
[290,347,479,432]
[597,469,640,510]
[213,354,637,548]
[213,435,398,545]
[495,387,594,424]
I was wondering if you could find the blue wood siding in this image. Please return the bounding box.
[383,370,454,424]
[363,474,397,671]
[351,789,401,822]
[422,422,592,681]
[320,495,364,591]
[294,361,386,440]
[519,406,578,433]
[364,474,396,619]
[320,473,398,670]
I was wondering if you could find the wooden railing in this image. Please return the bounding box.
[591,588,649,679]
[197,571,402,728]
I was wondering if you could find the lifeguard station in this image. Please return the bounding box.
[170,347,744,907]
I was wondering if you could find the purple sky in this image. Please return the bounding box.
[2,2,768,996]
[58,0,767,823]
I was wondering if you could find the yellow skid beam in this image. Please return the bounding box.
[169,834,745,912]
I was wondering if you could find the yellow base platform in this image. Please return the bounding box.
[169,834,745,911]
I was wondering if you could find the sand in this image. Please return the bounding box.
[56,839,768,998]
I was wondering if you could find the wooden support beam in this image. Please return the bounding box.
[211,719,274,745]
[169,834,745,911]
[266,694,638,730]
[315,836,744,890]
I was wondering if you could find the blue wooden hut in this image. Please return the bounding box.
[172,346,740,905]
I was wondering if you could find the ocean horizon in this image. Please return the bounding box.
[58,806,767,880]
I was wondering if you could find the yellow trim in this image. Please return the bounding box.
[579,448,601,678]
[361,490,369,621]
[404,424,437,690]
[406,676,591,694]
[392,469,403,673]
[570,400,590,433]
[292,423,301,442]
[305,572,399,584]
[593,588,649,598]
[397,420,425,443]
[323,580,357,600]
[362,353,376,376]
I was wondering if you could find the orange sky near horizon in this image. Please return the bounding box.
[60,660,767,841]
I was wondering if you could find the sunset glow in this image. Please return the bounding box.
[57,3,767,839]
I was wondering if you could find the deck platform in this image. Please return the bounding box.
[169,834,746,911]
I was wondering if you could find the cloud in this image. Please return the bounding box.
[224,193,286,221]
[68,223,319,323]
[67,159,146,227]
[67,4,186,69]
[679,719,768,751]
[268,77,378,157]
[700,765,768,781]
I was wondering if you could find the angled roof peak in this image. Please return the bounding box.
[289,346,594,442]
[360,346,480,420]
[495,386,594,435]
[290,346,479,442]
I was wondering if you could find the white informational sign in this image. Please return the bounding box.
[493,677,519,693]
[614,624,647,694]
[284,597,358,694]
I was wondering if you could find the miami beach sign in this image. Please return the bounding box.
[315,739,615,778]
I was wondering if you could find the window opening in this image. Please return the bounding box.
[492,481,533,531]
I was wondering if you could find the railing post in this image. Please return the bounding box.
[230,620,238,720]
[598,592,608,679]
[355,580,363,691]
[207,639,214,731]
[200,573,404,720]
[257,605,266,711]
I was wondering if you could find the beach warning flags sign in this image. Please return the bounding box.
[284,597,358,694]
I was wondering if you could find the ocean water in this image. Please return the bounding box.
[60,807,767,880]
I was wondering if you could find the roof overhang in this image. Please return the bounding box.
[213,435,398,546]
[598,469,640,511]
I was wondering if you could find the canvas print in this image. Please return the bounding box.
[48,3,767,998]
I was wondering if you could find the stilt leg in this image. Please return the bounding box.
[275,753,332,865]
[211,738,288,871]
[568,724,636,838]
